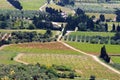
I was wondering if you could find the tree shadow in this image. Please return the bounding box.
[7,0,23,10]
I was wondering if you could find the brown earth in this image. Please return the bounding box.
[16,42,74,51]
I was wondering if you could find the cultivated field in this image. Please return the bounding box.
[2,42,80,55]
[0,29,59,37]
[0,0,15,9]
[1,42,120,79]
[18,53,120,79]
[66,42,120,55]
[19,0,46,10]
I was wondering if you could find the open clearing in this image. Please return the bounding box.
[19,0,46,10]
[0,0,15,9]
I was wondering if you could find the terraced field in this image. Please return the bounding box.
[1,42,120,79]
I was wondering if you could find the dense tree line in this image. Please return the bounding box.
[0,64,78,80]
[65,8,108,31]
[8,30,56,44]
[7,0,22,10]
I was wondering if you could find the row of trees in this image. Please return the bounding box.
[64,32,120,45]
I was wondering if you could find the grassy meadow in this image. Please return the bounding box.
[111,56,120,64]
[0,50,17,64]
[19,0,46,10]
[66,42,120,55]
[0,0,15,9]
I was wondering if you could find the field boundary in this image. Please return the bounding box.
[59,41,120,75]
[14,53,29,65]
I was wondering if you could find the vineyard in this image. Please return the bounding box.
[1,42,120,79]
[17,53,120,79]
[63,31,117,45]
[2,42,80,55]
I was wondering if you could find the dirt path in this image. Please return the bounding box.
[39,3,47,11]
[59,41,120,75]
[0,45,9,50]
[14,53,29,65]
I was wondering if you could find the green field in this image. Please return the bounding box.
[19,0,46,10]
[18,53,120,79]
[111,56,120,64]
[0,42,120,79]
[0,50,17,64]
[0,0,15,9]
[66,42,120,55]
[69,31,115,37]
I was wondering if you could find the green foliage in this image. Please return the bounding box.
[0,64,77,80]
[9,31,54,43]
